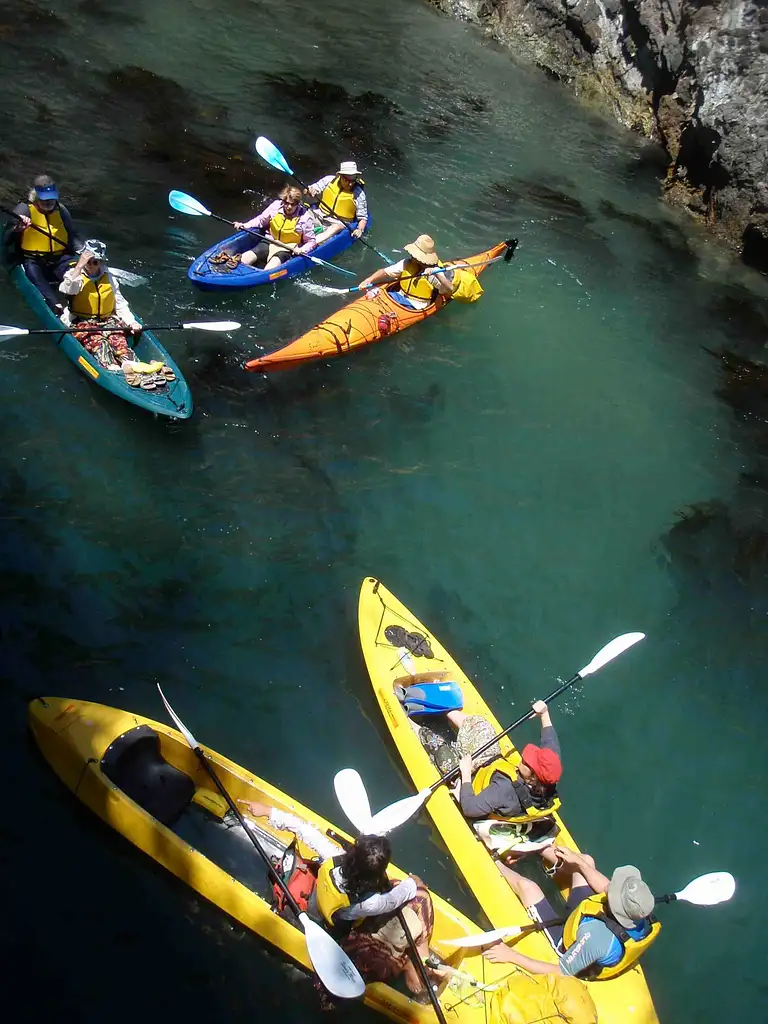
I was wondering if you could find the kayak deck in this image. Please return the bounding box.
[9,264,192,419]
[245,240,510,373]
[358,578,660,1024]
[29,696,512,1024]
[188,218,365,291]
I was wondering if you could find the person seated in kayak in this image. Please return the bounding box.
[241,801,447,996]
[4,175,82,314]
[233,185,317,269]
[357,235,454,311]
[484,847,660,981]
[447,699,562,823]
[59,240,144,371]
[305,161,368,244]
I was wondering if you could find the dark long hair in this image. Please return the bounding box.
[340,835,392,903]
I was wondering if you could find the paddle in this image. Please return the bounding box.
[254,136,394,266]
[338,632,646,836]
[2,206,147,287]
[168,190,355,277]
[439,871,737,948]
[300,242,519,299]
[324,827,448,1024]
[0,320,241,339]
[155,684,365,1000]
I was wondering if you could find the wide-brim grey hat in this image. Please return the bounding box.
[607,865,655,929]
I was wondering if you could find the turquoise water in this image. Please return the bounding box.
[1,1,766,1020]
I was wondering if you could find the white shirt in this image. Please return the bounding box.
[266,808,417,922]
[59,266,140,328]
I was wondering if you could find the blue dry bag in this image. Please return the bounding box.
[395,680,464,716]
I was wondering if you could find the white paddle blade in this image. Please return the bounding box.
[439,925,522,948]
[675,871,736,906]
[366,788,432,836]
[299,914,366,998]
[578,632,646,678]
[168,189,211,217]
[333,769,372,834]
[0,325,29,338]
[156,684,200,750]
[182,320,241,332]
[110,267,147,288]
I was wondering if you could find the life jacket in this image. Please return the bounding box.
[272,839,319,920]
[318,176,360,222]
[315,857,356,928]
[399,258,444,303]
[21,204,69,255]
[489,971,597,1024]
[562,893,661,980]
[450,267,484,303]
[69,270,116,319]
[471,757,561,822]
[269,204,307,246]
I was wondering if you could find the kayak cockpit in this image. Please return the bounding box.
[101,725,196,827]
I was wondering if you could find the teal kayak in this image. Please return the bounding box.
[9,264,193,420]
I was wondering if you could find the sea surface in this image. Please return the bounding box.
[0,1,766,1021]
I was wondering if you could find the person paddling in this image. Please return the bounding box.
[233,185,317,269]
[357,234,454,310]
[241,801,447,996]
[447,699,562,827]
[58,240,173,388]
[485,848,660,980]
[305,161,368,244]
[4,175,82,314]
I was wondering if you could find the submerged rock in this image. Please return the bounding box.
[428,0,768,269]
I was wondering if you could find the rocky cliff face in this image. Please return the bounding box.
[428,0,768,270]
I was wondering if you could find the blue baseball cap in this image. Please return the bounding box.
[33,175,59,201]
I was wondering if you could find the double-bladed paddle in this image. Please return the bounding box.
[168,190,355,277]
[0,320,240,339]
[1,205,147,287]
[254,136,394,266]
[439,871,737,948]
[155,685,365,1000]
[335,632,646,836]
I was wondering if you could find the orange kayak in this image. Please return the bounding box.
[245,240,515,373]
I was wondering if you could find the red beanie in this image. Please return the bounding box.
[522,744,562,785]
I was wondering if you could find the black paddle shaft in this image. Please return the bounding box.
[19,324,183,336]
[430,672,581,792]
[192,748,304,919]
[211,212,303,258]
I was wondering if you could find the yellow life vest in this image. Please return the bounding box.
[471,757,561,822]
[450,267,484,303]
[562,893,662,980]
[269,206,303,246]
[489,970,597,1024]
[319,176,359,222]
[69,270,116,319]
[399,258,445,303]
[315,858,354,928]
[21,204,69,255]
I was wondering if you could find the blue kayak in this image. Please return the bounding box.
[9,264,193,420]
[187,218,367,291]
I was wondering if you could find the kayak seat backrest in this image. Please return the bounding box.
[100,725,195,826]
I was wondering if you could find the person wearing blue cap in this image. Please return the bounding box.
[5,174,82,313]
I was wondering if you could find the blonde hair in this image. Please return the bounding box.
[279,185,303,205]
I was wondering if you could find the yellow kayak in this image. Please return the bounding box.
[30,696,514,1024]
[358,578,660,1024]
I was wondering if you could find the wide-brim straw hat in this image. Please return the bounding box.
[403,234,439,266]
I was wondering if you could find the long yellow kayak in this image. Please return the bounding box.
[358,578,660,1024]
[30,696,514,1024]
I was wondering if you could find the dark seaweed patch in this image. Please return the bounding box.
[599,198,694,259]
[256,73,407,169]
